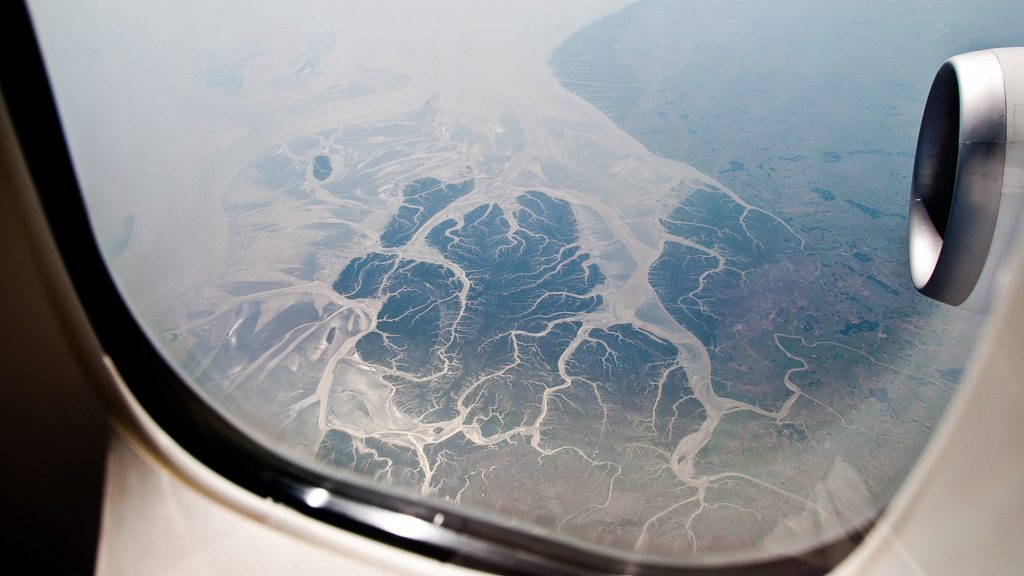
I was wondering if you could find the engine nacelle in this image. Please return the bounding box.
[909,47,1024,310]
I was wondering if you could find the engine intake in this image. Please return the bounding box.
[909,48,1024,309]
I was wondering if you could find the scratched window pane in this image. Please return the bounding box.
[31,0,1020,563]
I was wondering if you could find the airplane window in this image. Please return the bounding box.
[20,0,1024,572]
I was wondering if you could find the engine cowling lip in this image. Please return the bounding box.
[909,50,1007,306]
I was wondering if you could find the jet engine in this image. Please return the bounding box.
[910,47,1024,309]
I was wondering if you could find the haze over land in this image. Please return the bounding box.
[32,0,1021,562]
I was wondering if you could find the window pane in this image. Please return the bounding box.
[28,0,1019,564]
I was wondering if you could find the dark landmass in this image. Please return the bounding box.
[312,154,332,181]
[379,177,474,248]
